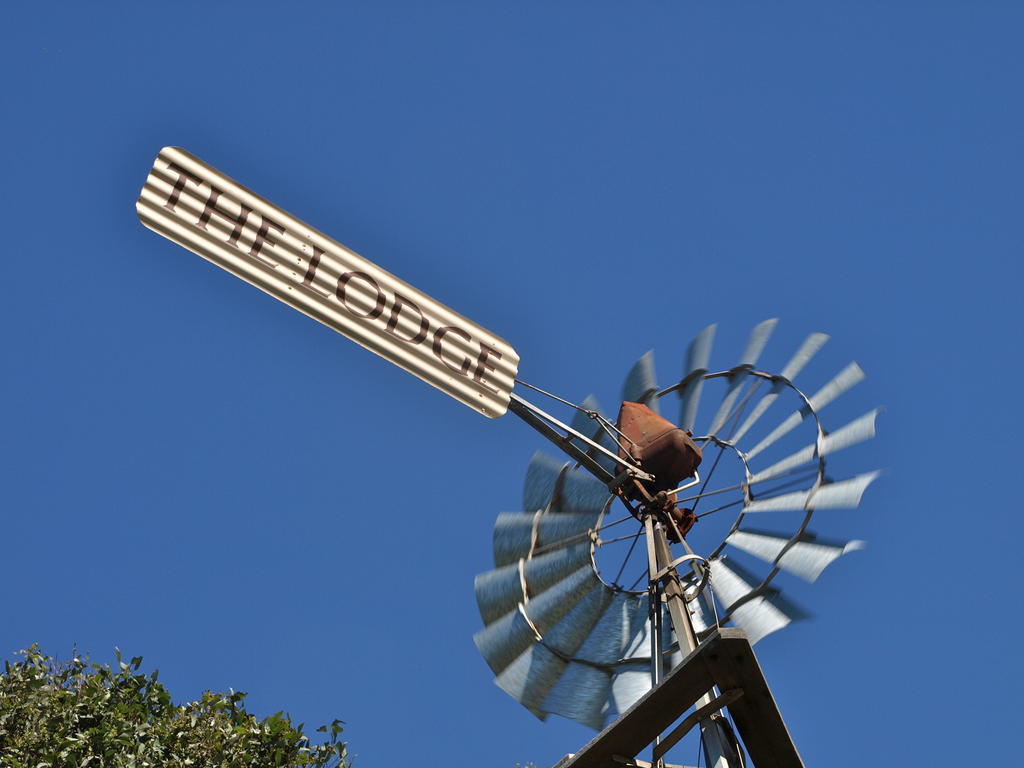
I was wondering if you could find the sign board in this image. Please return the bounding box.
[137,147,519,417]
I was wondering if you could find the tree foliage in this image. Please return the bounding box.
[0,646,348,768]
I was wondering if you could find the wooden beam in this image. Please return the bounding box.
[703,638,805,768]
[556,631,723,768]
[556,628,804,768]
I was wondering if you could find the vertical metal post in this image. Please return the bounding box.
[644,519,741,768]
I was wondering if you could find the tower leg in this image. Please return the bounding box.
[643,517,743,768]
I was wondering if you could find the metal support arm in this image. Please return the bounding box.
[507,393,655,487]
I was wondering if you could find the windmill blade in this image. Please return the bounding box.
[731,333,829,445]
[538,592,646,729]
[493,511,602,567]
[493,581,617,713]
[558,465,613,514]
[605,664,653,725]
[747,409,880,485]
[602,601,657,723]
[474,607,537,676]
[678,324,716,431]
[541,661,612,731]
[622,351,660,413]
[812,471,881,508]
[743,471,880,513]
[687,584,720,636]
[707,319,779,437]
[475,543,592,624]
[745,362,866,460]
[476,564,598,674]
[726,528,866,582]
[524,565,604,635]
[494,644,567,713]
[523,452,567,512]
[710,556,808,644]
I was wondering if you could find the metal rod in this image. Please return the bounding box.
[508,393,655,483]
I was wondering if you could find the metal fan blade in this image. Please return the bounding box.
[494,644,567,712]
[745,362,866,460]
[605,664,653,725]
[678,324,716,431]
[495,582,618,713]
[575,591,647,664]
[475,543,592,624]
[493,511,602,567]
[474,607,537,676]
[523,452,566,512]
[731,333,829,445]
[622,350,660,414]
[543,582,618,658]
[558,466,612,515]
[540,591,647,729]
[541,662,611,731]
[475,564,597,675]
[822,408,881,454]
[492,512,536,567]
[811,471,880,509]
[747,409,881,485]
[570,395,603,439]
[570,396,620,474]
[687,586,719,636]
[525,566,603,635]
[707,319,778,437]
[710,556,808,644]
[743,471,880,513]
[727,528,866,582]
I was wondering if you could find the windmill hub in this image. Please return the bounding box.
[615,400,703,541]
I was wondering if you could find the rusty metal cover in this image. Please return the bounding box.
[137,147,519,417]
[616,401,702,493]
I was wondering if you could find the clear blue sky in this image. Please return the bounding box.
[2,3,1021,766]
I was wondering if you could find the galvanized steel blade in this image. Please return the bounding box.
[687,585,719,636]
[569,396,620,474]
[137,147,519,417]
[678,324,717,431]
[622,351,660,414]
[475,563,597,671]
[605,665,655,726]
[707,319,778,437]
[743,471,880,513]
[709,556,809,644]
[542,582,619,659]
[523,452,566,512]
[524,566,603,634]
[494,644,567,713]
[493,511,602,567]
[474,608,537,675]
[726,528,866,582]
[747,409,880,485]
[574,591,648,666]
[731,333,829,445]
[538,590,647,729]
[541,662,612,731]
[558,466,613,515]
[745,362,866,460]
[492,583,617,714]
[474,543,592,624]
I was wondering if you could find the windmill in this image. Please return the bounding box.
[137,148,880,768]
[474,323,879,767]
